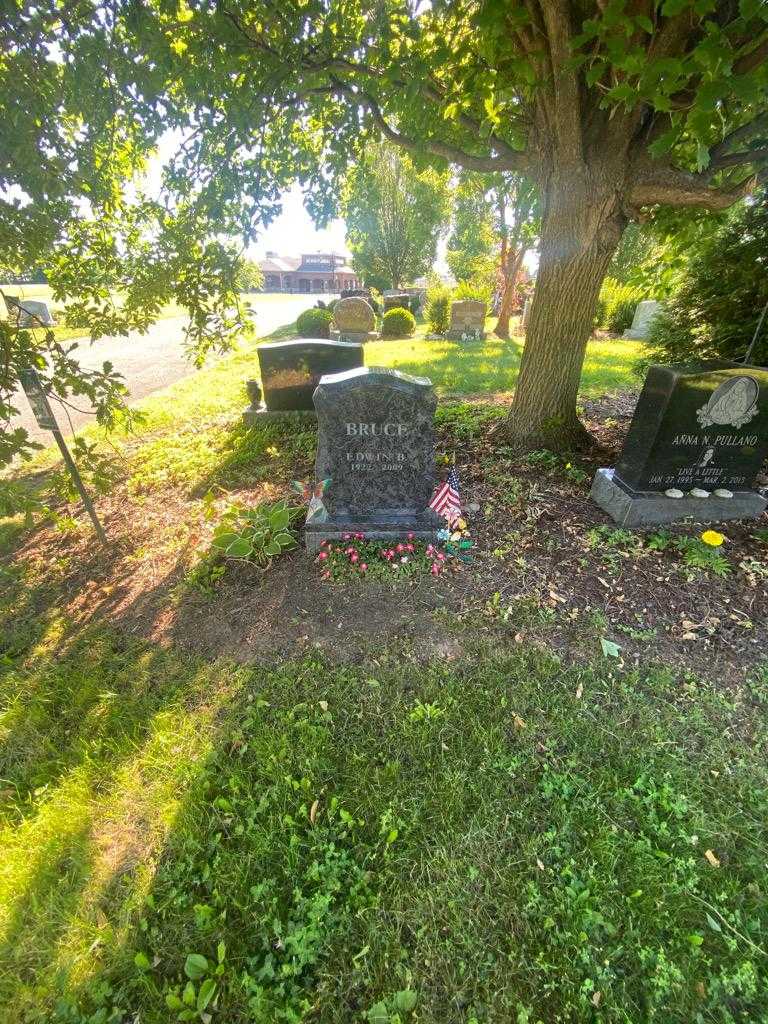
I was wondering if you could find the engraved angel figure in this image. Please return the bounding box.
[697,376,759,429]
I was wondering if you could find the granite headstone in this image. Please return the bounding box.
[330,296,378,343]
[305,366,442,550]
[243,339,364,422]
[622,299,662,340]
[448,299,486,340]
[591,360,768,526]
[6,296,56,327]
[383,293,411,312]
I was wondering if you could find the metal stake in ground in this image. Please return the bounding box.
[18,367,108,546]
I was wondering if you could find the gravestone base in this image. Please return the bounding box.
[242,404,316,426]
[591,467,766,527]
[446,329,486,342]
[329,329,379,344]
[305,511,442,552]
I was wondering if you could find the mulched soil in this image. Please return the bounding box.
[4,390,767,684]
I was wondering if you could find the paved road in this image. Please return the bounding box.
[12,294,324,444]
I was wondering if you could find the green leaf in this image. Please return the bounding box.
[263,540,281,557]
[184,953,209,980]
[394,989,418,1012]
[269,507,290,532]
[134,951,151,971]
[706,913,722,932]
[687,932,704,946]
[211,531,239,551]
[661,0,690,15]
[165,992,185,1010]
[182,980,196,1006]
[217,940,226,963]
[197,978,217,1012]
[275,532,295,548]
[600,637,621,658]
[636,14,654,33]
[367,1002,390,1024]
[226,537,253,558]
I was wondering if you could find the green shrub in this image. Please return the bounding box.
[296,306,332,338]
[598,277,648,334]
[425,281,452,334]
[209,498,299,566]
[454,278,492,307]
[381,306,416,338]
[646,191,768,366]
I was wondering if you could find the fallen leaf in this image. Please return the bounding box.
[318,700,329,712]
[514,632,524,643]
[704,848,720,867]
[600,637,621,658]
[549,590,566,604]
[513,714,526,730]
[575,682,584,699]
[591,992,602,1008]
[681,631,698,641]
[536,858,545,871]
[309,800,319,825]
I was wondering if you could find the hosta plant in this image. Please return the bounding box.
[211,499,298,566]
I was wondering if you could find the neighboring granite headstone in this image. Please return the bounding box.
[6,296,56,327]
[622,299,662,340]
[383,293,411,312]
[330,296,379,343]
[243,339,364,423]
[591,360,768,526]
[305,366,442,550]
[448,299,486,340]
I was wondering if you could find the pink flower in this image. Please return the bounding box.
[431,563,440,575]
[356,532,365,540]
[350,552,359,563]
[426,544,434,555]
[437,552,446,561]
[321,571,331,580]
[360,562,368,572]
[406,543,414,553]
[342,532,351,540]
[396,543,404,553]
[346,546,355,555]
[320,539,328,548]
[387,549,395,558]
[318,551,328,561]
[407,532,415,540]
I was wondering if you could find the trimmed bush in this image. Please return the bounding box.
[381,306,416,338]
[296,306,332,338]
[425,283,451,334]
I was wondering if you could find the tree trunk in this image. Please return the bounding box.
[495,247,524,339]
[494,169,624,451]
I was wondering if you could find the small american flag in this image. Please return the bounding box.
[430,465,461,523]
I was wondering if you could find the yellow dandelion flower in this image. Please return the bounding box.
[701,530,725,547]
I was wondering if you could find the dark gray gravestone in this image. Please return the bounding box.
[243,339,364,422]
[305,367,442,550]
[383,293,411,312]
[591,360,768,526]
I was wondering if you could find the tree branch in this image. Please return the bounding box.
[630,166,757,209]
[330,80,530,174]
[537,0,582,160]
[709,112,768,164]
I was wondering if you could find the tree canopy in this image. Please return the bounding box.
[342,144,450,290]
[1,0,767,467]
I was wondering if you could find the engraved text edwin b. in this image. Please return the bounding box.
[345,422,408,437]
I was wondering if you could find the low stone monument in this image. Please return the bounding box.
[383,293,411,312]
[330,296,379,343]
[622,300,662,340]
[5,296,56,327]
[591,361,768,526]
[305,366,442,550]
[243,339,364,423]
[448,299,486,340]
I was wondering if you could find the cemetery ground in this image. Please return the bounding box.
[1,329,768,1022]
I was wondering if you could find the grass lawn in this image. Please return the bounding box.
[2,327,768,1023]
